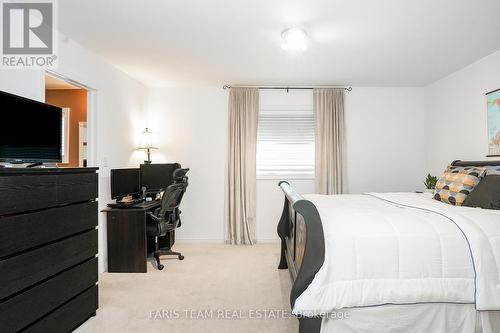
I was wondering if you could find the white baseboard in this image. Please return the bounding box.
[175,238,223,243]
[175,238,280,244]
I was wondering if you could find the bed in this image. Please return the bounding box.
[277,160,500,333]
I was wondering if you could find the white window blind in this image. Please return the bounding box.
[257,94,315,179]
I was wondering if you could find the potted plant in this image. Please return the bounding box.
[423,174,438,193]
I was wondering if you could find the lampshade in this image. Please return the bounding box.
[137,128,158,150]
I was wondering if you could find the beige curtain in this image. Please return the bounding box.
[225,88,259,245]
[313,88,345,195]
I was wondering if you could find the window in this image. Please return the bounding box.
[256,91,314,179]
[61,108,70,163]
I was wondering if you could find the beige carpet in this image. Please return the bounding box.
[75,243,298,333]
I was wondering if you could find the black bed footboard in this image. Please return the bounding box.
[277,181,325,333]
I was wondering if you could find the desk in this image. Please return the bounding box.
[104,201,170,273]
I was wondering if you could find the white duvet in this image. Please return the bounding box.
[292,192,500,315]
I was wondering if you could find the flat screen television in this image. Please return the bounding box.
[0,91,62,163]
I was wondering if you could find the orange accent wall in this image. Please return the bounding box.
[45,89,87,167]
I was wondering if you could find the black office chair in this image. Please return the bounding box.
[146,168,189,270]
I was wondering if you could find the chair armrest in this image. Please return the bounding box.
[146,211,161,223]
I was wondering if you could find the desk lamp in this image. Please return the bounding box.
[137,127,158,164]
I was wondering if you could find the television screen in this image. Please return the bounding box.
[0,91,62,163]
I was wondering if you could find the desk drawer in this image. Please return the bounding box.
[0,230,97,300]
[0,202,98,259]
[0,172,98,215]
[0,258,97,332]
[23,285,98,333]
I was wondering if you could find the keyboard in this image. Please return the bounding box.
[107,198,144,208]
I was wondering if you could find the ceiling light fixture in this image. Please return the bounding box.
[281,27,308,52]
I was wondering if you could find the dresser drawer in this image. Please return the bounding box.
[23,285,98,333]
[0,258,98,332]
[0,230,97,300]
[0,171,98,215]
[0,201,98,259]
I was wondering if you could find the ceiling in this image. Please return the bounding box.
[45,75,81,90]
[58,0,500,87]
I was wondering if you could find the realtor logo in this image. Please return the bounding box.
[1,0,57,68]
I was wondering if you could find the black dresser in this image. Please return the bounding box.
[0,167,99,332]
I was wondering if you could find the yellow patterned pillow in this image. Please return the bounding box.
[433,166,486,206]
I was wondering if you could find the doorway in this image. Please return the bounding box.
[44,73,94,167]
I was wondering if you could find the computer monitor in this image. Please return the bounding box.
[110,168,140,200]
[140,163,180,193]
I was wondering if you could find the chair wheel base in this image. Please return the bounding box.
[151,249,184,269]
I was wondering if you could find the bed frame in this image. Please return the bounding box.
[277,160,500,333]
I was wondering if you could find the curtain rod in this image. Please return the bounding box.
[222,85,352,92]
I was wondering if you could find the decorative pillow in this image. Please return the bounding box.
[463,175,500,210]
[433,166,487,206]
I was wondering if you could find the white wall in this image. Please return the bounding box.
[147,87,228,241]
[345,87,426,193]
[425,50,500,175]
[0,69,45,101]
[0,31,149,272]
[148,86,426,241]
